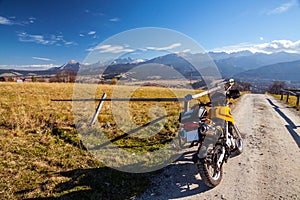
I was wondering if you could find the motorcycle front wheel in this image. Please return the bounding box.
[229,124,243,155]
[197,145,223,187]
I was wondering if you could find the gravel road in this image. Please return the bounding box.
[137,94,300,200]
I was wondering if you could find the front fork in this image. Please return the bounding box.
[225,122,236,149]
[193,121,243,166]
[216,146,226,168]
[232,124,243,139]
[194,122,233,166]
[194,143,226,171]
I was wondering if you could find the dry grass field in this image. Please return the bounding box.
[272,94,300,111]
[0,82,207,199]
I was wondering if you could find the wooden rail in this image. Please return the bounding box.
[183,86,222,112]
[52,86,223,125]
[280,89,300,110]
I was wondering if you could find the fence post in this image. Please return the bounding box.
[184,101,189,112]
[184,94,193,112]
[280,91,284,100]
[296,94,300,109]
[286,93,289,103]
[91,93,107,126]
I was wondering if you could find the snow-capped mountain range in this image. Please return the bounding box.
[1,51,300,82]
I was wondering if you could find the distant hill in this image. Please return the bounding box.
[0,60,82,77]
[1,51,300,82]
[234,59,300,81]
[213,52,300,77]
[0,68,56,76]
[208,50,254,60]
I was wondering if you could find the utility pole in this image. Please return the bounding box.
[190,69,192,86]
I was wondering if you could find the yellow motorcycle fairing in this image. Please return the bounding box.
[208,106,234,124]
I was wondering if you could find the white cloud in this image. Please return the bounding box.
[0,64,58,70]
[182,49,191,53]
[64,41,76,45]
[32,57,54,61]
[88,31,96,35]
[212,40,300,54]
[260,37,264,41]
[79,33,85,37]
[18,32,77,46]
[0,16,13,25]
[267,0,298,15]
[0,16,37,25]
[28,17,36,24]
[18,32,50,44]
[87,43,182,54]
[84,9,105,16]
[109,17,120,22]
[146,43,182,51]
[256,40,300,53]
[86,44,134,53]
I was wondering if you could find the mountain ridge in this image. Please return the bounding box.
[1,51,300,82]
[234,59,300,81]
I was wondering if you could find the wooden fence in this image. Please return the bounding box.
[52,86,223,125]
[280,89,300,110]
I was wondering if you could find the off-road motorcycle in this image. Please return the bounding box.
[178,91,243,187]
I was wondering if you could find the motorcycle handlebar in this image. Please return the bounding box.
[199,102,212,107]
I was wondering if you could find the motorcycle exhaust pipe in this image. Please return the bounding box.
[200,124,223,137]
[199,124,209,134]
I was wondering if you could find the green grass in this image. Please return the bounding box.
[0,82,207,199]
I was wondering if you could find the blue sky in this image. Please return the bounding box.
[0,0,300,68]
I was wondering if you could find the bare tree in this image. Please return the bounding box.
[268,81,286,94]
[50,70,76,83]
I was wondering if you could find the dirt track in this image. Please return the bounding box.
[137,94,300,200]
